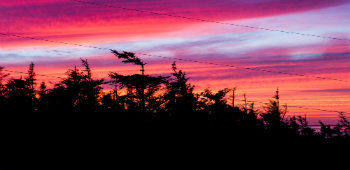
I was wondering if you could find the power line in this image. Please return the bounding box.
[288,105,348,114]
[3,69,63,78]
[1,32,348,83]
[2,69,115,85]
[1,2,347,115]
[3,68,349,114]
[0,33,112,51]
[69,0,350,42]
[233,98,349,115]
[2,68,349,114]
[2,69,172,86]
[2,70,115,88]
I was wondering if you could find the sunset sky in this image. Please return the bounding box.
[1,0,349,125]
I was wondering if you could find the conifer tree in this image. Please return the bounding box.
[260,88,288,132]
[25,62,36,99]
[164,62,197,118]
[50,58,104,113]
[110,50,169,116]
[0,66,9,98]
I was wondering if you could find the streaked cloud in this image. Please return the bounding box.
[1,0,350,124]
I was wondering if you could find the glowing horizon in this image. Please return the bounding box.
[1,0,349,125]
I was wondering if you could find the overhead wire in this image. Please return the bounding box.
[232,98,349,115]
[1,32,348,83]
[3,69,63,78]
[66,0,350,114]
[1,1,349,123]
[2,67,349,115]
[69,0,350,42]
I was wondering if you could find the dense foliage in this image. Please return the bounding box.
[1,52,349,168]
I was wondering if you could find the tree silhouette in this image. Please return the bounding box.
[260,88,288,134]
[200,88,232,118]
[110,50,169,118]
[3,63,39,113]
[26,62,36,99]
[2,58,350,170]
[47,58,104,113]
[0,66,9,99]
[319,121,340,138]
[163,61,197,120]
[338,112,350,137]
[297,114,315,135]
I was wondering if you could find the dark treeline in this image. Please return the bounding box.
[1,51,350,168]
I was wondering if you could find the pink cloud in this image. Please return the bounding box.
[1,0,349,125]
[2,0,349,48]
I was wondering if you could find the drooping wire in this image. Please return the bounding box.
[3,69,63,78]
[232,98,349,115]
[2,68,348,114]
[69,0,350,42]
[1,32,348,83]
